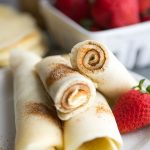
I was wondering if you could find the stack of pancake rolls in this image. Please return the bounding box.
[10,40,137,150]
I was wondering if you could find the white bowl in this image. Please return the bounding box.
[40,0,150,69]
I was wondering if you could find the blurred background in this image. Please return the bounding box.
[0,0,150,79]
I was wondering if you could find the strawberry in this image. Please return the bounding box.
[113,79,150,134]
[91,0,140,29]
[55,0,90,22]
[139,0,150,21]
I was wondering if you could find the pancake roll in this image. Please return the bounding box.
[36,56,96,120]
[10,50,63,150]
[70,40,137,102]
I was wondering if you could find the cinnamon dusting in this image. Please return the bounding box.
[95,103,111,114]
[26,102,57,122]
[46,64,75,86]
[77,41,108,73]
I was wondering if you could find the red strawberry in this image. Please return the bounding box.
[55,0,90,22]
[139,0,150,21]
[91,0,140,29]
[113,79,150,134]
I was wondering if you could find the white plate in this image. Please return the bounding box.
[0,68,150,150]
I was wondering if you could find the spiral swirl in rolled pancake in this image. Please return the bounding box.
[36,56,96,120]
[70,40,137,102]
[71,40,108,74]
[60,83,90,112]
[61,84,90,109]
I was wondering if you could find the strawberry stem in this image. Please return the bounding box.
[133,79,150,94]
[139,79,145,90]
[133,79,145,91]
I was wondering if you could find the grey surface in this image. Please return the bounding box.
[133,67,150,80]
[0,0,17,7]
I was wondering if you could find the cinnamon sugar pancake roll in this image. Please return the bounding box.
[36,56,96,120]
[64,92,123,150]
[70,40,137,102]
[10,50,63,150]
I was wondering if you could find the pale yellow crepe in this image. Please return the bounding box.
[36,56,96,120]
[10,50,63,150]
[0,5,47,67]
[64,92,123,150]
[0,31,47,66]
[70,40,137,103]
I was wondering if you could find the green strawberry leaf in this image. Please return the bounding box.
[146,85,150,94]
[133,79,146,92]
[139,79,145,89]
[133,79,150,94]
[80,19,94,30]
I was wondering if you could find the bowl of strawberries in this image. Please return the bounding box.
[40,0,150,68]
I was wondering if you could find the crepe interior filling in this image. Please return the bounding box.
[78,44,106,71]
[78,138,119,150]
[60,83,90,112]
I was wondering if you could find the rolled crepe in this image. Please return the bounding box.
[10,50,63,150]
[64,92,123,150]
[36,56,96,120]
[62,54,71,66]
[70,40,137,102]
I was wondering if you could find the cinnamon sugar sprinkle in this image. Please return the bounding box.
[46,64,75,86]
[25,103,57,123]
[77,41,108,73]
[95,103,112,114]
